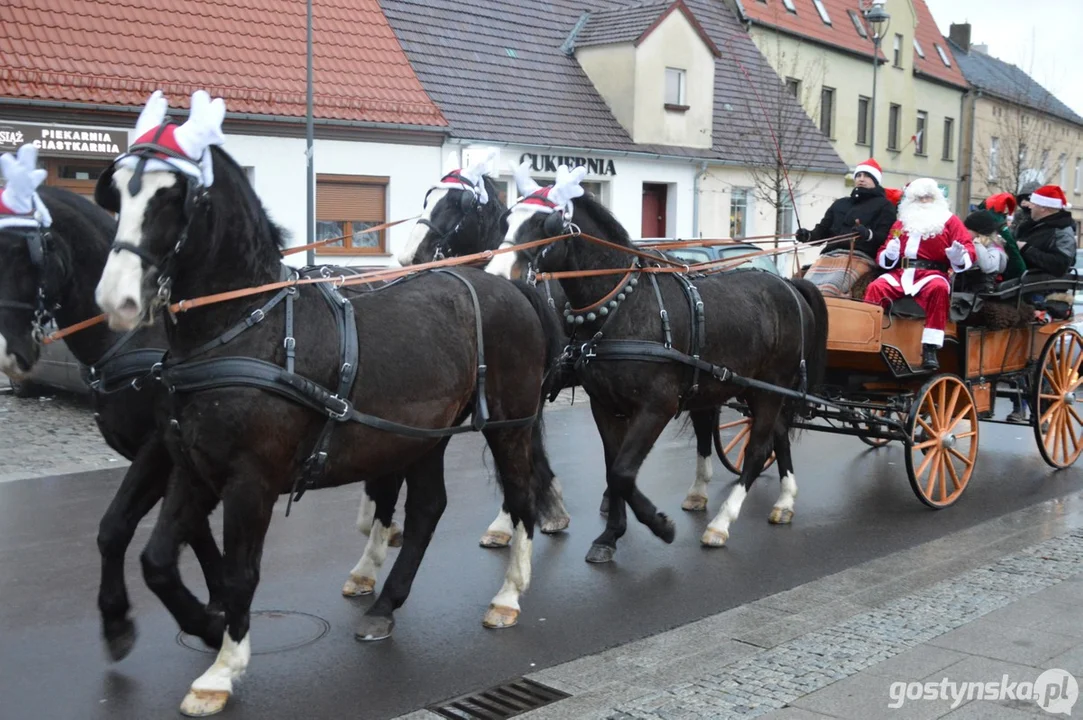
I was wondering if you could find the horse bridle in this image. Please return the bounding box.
[107,122,210,310]
[416,171,482,260]
[0,215,59,342]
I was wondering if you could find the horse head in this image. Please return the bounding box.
[398,148,504,265]
[94,90,228,331]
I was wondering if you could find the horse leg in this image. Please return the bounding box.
[356,442,450,642]
[140,469,225,651]
[342,475,402,597]
[681,408,717,512]
[481,426,537,629]
[532,421,570,534]
[356,482,403,547]
[189,515,226,614]
[768,418,798,525]
[586,403,675,564]
[97,438,171,661]
[179,466,277,717]
[480,508,515,549]
[702,394,781,547]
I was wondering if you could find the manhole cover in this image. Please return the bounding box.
[177,610,330,655]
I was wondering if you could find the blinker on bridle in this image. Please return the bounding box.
[0,221,59,342]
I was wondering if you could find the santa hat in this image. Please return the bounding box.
[1029,185,1069,210]
[884,187,903,206]
[983,192,1017,216]
[431,148,497,205]
[0,144,51,231]
[116,90,226,187]
[513,164,586,215]
[853,158,883,185]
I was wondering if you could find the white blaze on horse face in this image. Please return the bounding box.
[95,167,178,330]
[398,188,448,266]
[486,205,537,278]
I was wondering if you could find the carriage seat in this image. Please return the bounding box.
[979,269,1082,301]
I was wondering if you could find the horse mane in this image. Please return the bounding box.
[35,186,116,289]
[206,147,290,269]
[571,194,633,247]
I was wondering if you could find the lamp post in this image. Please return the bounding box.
[864,1,891,159]
[305,0,315,266]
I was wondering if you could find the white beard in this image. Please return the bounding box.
[898,200,951,240]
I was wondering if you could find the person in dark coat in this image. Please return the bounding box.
[1016,185,1077,277]
[796,158,898,297]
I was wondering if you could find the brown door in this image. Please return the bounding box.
[44,158,109,201]
[641,183,668,238]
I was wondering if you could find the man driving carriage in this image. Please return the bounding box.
[863,178,977,372]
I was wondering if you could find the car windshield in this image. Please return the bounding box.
[718,246,779,273]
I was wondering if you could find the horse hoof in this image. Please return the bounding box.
[355,615,395,642]
[768,507,794,525]
[585,544,615,563]
[342,575,375,597]
[479,531,512,548]
[598,497,610,516]
[681,494,709,512]
[482,604,520,629]
[179,689,230,717]
[654,513,676,544]
[701,528,729,547]
[540,515,570,534]
[388,523,404,548]
[103,618,137,662]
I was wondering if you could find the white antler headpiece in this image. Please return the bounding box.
[512,159,541,197]
[174,90,226,186]
[119,89,227,187]
[458,147,499,204]
[548,165,587,212]
[0,144,50,228]
[133,90,169,139]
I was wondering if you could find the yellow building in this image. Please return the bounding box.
[947,24,1083,242]
[730,0,968,210]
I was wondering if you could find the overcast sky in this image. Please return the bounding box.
[925,0,1083,116]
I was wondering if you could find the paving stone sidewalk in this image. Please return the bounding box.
[399,493,1083,720]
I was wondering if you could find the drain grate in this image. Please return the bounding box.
[428,677,570,719]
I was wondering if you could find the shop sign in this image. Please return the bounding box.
[520,152,616,176]
[0,121,128,158]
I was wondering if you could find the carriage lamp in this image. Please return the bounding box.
[863,0,891,156]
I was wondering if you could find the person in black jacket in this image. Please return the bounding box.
[796,158,898,297]
[1016,185,1077,277]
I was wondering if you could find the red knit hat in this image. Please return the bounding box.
[984,192,1017,215]
[853,158,883,184]
[1029,185,1069,210]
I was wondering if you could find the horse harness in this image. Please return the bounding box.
[0,211,60,343]
[416,170,483,260]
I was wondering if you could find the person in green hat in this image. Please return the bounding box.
[977,192,1025,280]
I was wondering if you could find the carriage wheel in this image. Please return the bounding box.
[718,416,776,475]
[904,374,978,509]
[1033,327,1083,468]
[856,407,894,448]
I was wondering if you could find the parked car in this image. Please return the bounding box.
[635,241,782,275]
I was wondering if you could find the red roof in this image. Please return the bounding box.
[738,0,967,89]
[0,0,448,127]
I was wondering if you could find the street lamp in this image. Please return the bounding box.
[864,0,891,158]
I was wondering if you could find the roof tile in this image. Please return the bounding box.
[0,0,447,126]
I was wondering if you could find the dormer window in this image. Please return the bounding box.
[935,43,952,67]
[781,0,796,12]
[812,0,831,24]
[913,38,925,58]
[848,10,867,38]
[665,67,687,109]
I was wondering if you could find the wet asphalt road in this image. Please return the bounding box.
[2,401,1082,720]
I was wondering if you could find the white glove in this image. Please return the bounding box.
[0,147,47,214]
[946,240,968,266]
[883,237,900,261]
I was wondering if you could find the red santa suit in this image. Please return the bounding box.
[863,181,976,348]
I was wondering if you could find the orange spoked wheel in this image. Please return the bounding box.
[718,415,776,475]
[1033,327,1083,469]
[904,374,978,509]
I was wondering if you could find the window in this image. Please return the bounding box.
[989,137,999,181]
[1039,149,1050,174]
[581,181,608,207]
[820,87,835,137]
[781,0,796,12]
[913,38,925,58]
[1076,157,1081,195]
[915,111,927,155]
[665,67,686,107]
[888,103,901,150]
[781,195,796,236]
[785,77,800,97]
[857,96,870,145]
[935,44,952,67]
[1060,153,1068,189]
[942,118,954,160]
[893,34,903,67]
[812,0,831,24]
[315,174,388,254]
[729,189,749,238]
[848,10,867,38]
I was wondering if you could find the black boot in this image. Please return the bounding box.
[921,344,940,371]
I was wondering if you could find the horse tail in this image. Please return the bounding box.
[781,277,829,430]
[509,279,567,525]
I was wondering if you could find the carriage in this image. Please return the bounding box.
[716,270,1083,508]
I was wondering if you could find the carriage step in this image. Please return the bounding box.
[428,677,570,719]
[881,345,915,376]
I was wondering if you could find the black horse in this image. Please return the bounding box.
[404,168,740,533]
[93,138,559,715]
[0,184,228,661]
[491,183,828,562]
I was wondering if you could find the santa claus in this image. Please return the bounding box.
[864,178,976,371]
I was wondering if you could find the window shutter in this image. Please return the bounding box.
[317,179,385,222]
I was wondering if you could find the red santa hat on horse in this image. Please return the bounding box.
[863,178,975,370]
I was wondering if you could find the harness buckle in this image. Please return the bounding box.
[284,337,296,351]
[249,308,265,325]
[327,395,351,420]
[341,362,352,377]
[581,342,597,361]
